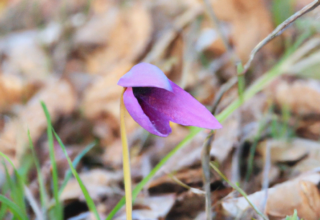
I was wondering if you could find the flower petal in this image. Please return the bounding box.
[123,87,171,137]
[133,81,222,130]
[118,63,172,91]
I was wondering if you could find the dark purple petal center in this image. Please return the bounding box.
[133,87,172,135]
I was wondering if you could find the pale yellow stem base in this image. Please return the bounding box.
[120,90,132,220]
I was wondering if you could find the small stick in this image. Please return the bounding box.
[242,0,320,75]
[200,76,237,220]
[261,141,271,214]
[201,135,214,220]
[167,173,206,195]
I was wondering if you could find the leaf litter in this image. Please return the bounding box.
[1,0,320,219]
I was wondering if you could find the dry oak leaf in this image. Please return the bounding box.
[0,78,76,169]
[268,78,320,115]
[210,0,278,61]
[60,169,123,202]
[222,172,320,219]
[85,3,152,75]
[0,74,39,112]
[0,31,51,81]
[116,194,176,220]
[258,138,320,163]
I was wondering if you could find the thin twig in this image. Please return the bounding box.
[261,141,271,214]
[201,135,214,220]
[24,186,44,220]
[242,0,320,75]
[200,76,237,220]
[167,173,206,195]
[211,76,238,114]
[231,143,241,184]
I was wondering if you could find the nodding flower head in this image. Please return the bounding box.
[118,63,222,137]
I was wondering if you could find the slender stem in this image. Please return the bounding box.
[120,89,133,220]
[242,0,320,75]
[201,135,214,220]
[261,141,271,213]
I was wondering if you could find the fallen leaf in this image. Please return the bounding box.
[222,172,320,219]
[210,0,279,61]
[116,194,176,220]
[0,74,40,112]
[0,79,76,168]
[0,31,51,81]
[85,3,152,75]
[257,138,320,163]
[268,78,320,115]
[60,169,123,202]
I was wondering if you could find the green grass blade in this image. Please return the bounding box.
[210,162,267,220]
[59,142,96,196]
[286,209,301,220]
[28,130,49,210]
[41,101,62,220]
[0,195,28,220]
[237,62,245,103]
[53,131,100,220]
[0,201,8,219]
[0,153,27,216]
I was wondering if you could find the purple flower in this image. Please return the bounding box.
[118,63,222,137]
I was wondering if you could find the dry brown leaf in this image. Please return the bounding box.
[154,129,206,179]
[0,31,50,81]
[258,138,320,163]
[60,169,123,202]
[116,194,176,220]
[222,172,320,219]
[297,120,320,140]
[0,78,76,168]
[291,158,320,177]
[268,78,320,115]
[0,74,40,112]
[85,3,152,75]
[73,3,118,47]
[210,0,278,61]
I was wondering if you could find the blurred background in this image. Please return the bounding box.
[1,0,320,219]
